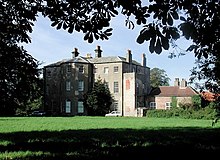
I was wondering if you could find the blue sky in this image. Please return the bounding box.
[23,14,196,86]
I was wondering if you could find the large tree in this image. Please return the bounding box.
[84,78,113,116]
[1,0,220,115]
[150,67,170,88]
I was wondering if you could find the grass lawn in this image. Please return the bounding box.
[0,116,220,159]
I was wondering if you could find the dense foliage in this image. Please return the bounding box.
[147,101,217,120]
[1,0,220,115]
[150,67,170,87]
[84,78,113,116]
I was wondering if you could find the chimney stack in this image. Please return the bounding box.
[142,53,146,67]
[180,78,187,88]
[174,78,180,86]
[95,45,102,58]
[72,48,79,58]
[126,49,132,64]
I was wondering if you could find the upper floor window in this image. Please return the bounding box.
[104,67,109,74]
[165,102,171,110]
[78,80,84,91]
[114,66,119,73]
[114,81,119,93]
[94,67,97,74]
[67,65,71,72]
[104,81,109,89]
[66,81,71,91]
[79,66,84,73]
[149,102,156,109]
[47,70,51,77]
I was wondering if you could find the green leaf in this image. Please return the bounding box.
[167,13,173,26]
[88,33,93,43]
[155,38,162,54]
[149,36,156,53]
[56,22,62,30]
[186,45,197,52]
[171,11,179,20]
[161,36,169,50]
[136,28,151,44]
[68,25,74,33]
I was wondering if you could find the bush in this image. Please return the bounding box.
[146,103,217,120]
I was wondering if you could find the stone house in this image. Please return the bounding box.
[43,46,151,116]
[147,78,199,110]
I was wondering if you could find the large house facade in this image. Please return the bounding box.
[43,46,151,116]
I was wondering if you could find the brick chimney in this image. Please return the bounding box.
[174,78,180,86]
[72,48,79,58]
[95,45,102,58]
[180,78,187,88]
[126,49,132,64]
[142,53,146,67]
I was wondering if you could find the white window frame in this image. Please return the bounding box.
[165,102,171,110]
[114,66,119,73]
[65,100,71,113]
[113,101,118,111]
[104,81,109,89]
[104,67,109,74]
[149,102,156,109]
[78,80,84,91]
[66,81,71,91]
[78,101,84,113]
[114,81,119,93]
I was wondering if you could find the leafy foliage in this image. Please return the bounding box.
[150,67,170,87]
[84,78,113,116]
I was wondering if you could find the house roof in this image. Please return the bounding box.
[88,56,141,65]
[45,56,90,67]
[152,86,198,97]
[45,55,142,67]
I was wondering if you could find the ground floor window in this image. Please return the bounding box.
[66,100,71,113]
[149,102,156,109]
[113,101,118,111]
[78,101,84,113]
[165,102,171,110]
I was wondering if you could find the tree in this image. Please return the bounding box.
[84,78,113,116]
[150,68,170,87]
[1,0,220,114]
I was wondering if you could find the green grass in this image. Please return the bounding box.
[0,116,220,159]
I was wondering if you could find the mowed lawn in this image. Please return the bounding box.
[0,116,220,159]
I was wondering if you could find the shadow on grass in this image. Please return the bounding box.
[0,127,220,159]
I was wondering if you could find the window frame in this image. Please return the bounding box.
[114,81,119,93]
[78,80,84,91]
[165,102,171,110]
[65,100,71,113]
[149,102,156,109]
[78,101,84,113]
[79,65,84,73]
[114,66,119,73]
[66,81,71,91]
[104,67,109,74]
[67,65,71,72]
